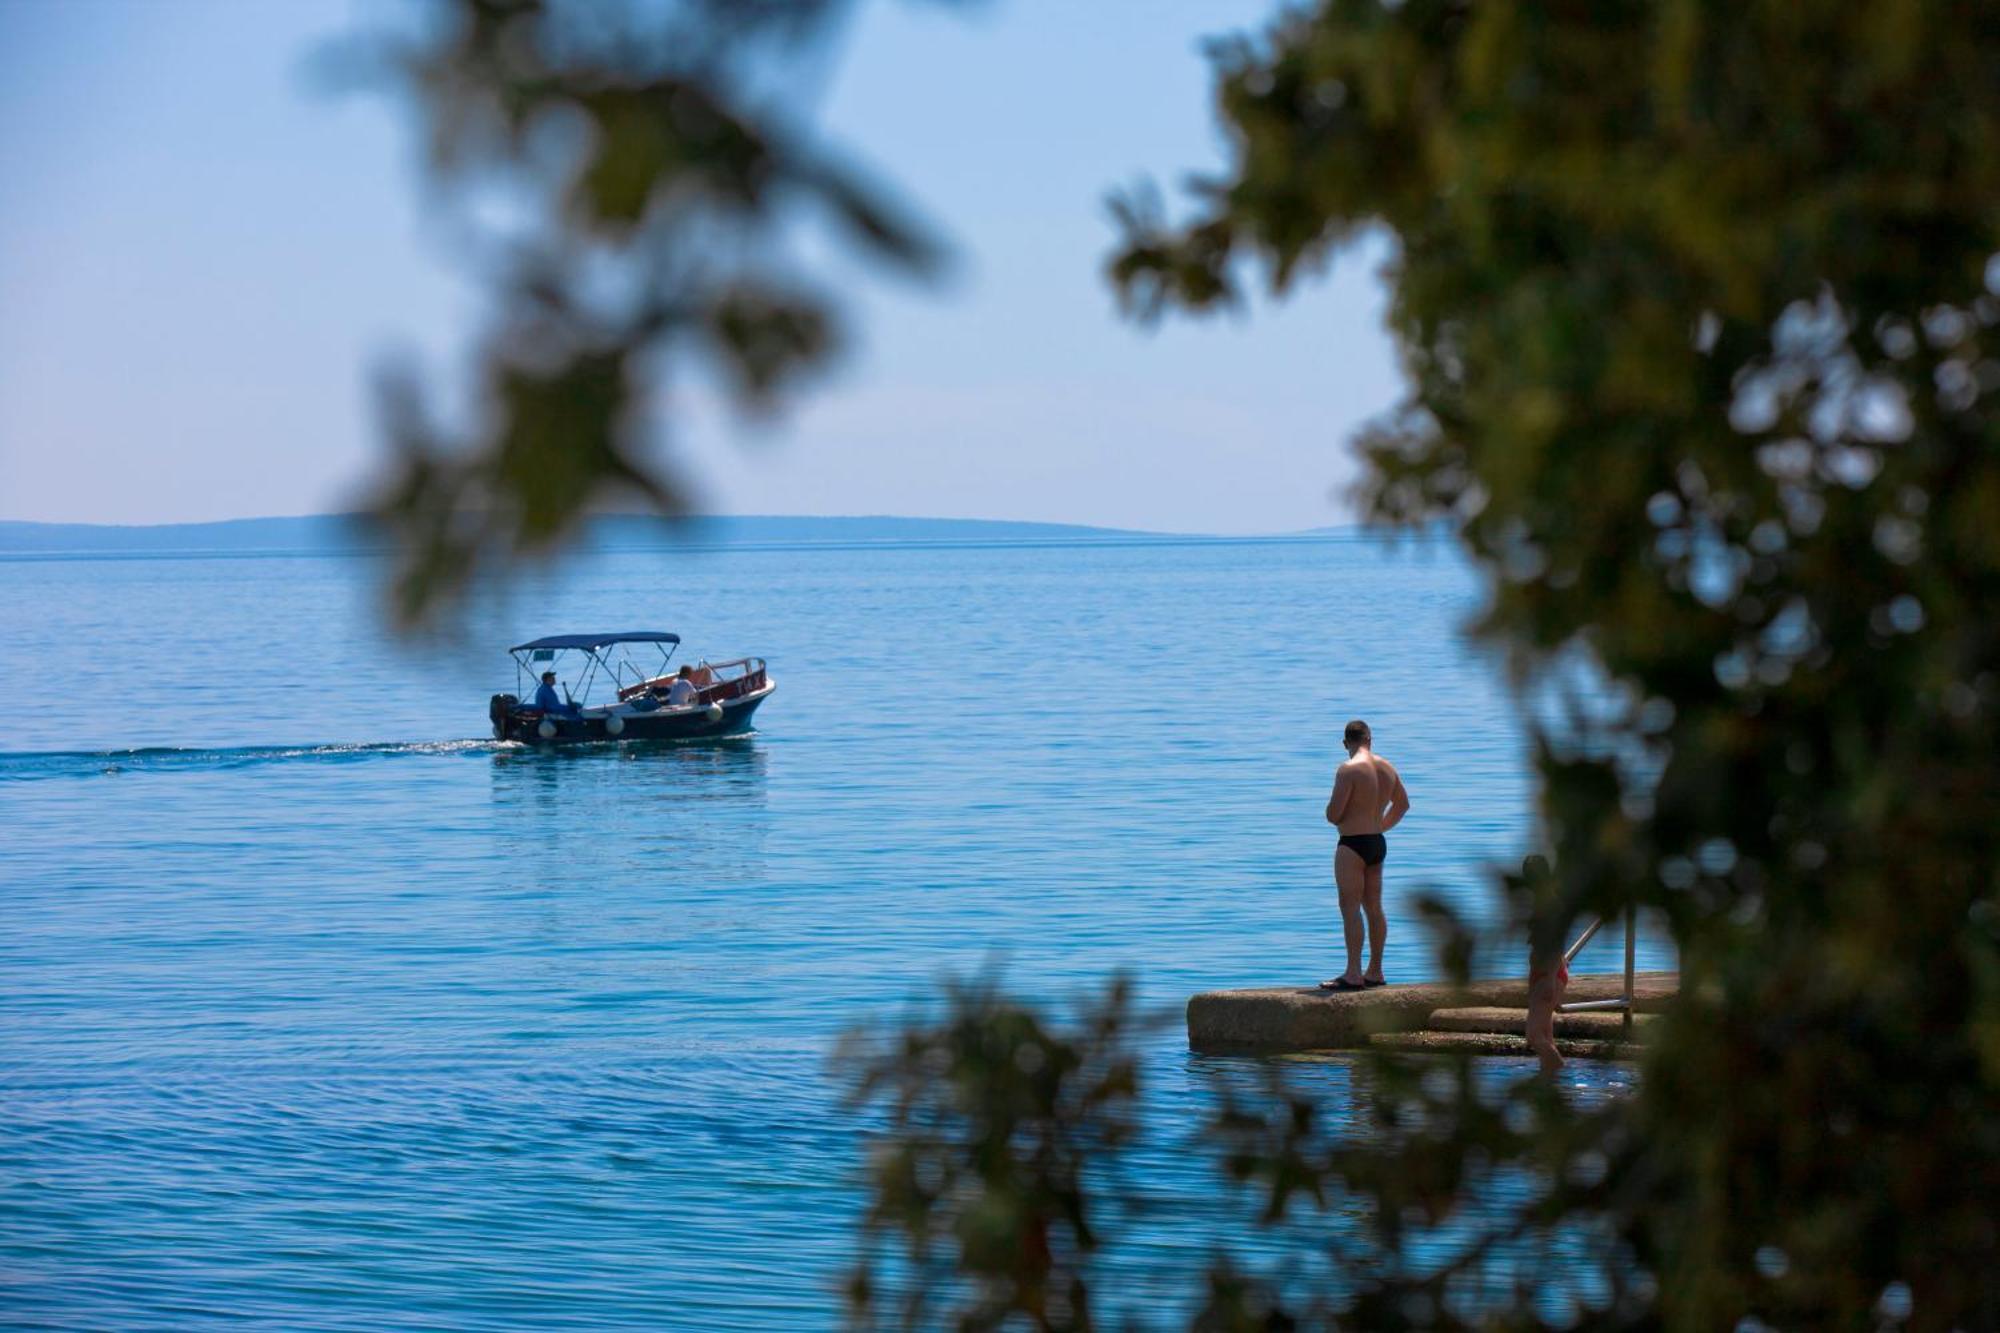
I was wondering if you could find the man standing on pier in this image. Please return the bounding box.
[1320,719,1410,991]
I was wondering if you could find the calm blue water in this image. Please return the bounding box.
[0,537,1667,1326]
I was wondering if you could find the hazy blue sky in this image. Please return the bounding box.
[0,0,1400,532]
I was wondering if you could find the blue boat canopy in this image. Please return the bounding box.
[510,631,681,652]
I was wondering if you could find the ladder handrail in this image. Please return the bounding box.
[1562,916,1603,965]
[1556,905,1637,1028]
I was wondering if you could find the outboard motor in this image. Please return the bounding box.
[489,693,517,740]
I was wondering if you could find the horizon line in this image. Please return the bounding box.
[0,511,1369,540]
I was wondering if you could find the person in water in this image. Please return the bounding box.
[1522,854,1570,1076]
[1320,719,1411,992]
[532,670,579,717]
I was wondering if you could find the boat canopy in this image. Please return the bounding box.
[510,631,681,652]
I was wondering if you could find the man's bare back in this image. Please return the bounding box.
[1320,720,1410,991]
[1325,750,1404,835]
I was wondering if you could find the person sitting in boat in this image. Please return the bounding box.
[664,665,703,707]
[533,670,580,717]
[688,662,716,689]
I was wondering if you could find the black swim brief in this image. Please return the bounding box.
[1337,833,1387,867]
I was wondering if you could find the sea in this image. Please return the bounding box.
[0,533,1674,1327]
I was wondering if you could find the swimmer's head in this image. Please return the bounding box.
[1343,719,1371,750]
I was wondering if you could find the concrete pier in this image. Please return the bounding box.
[1187,971,1679,1055]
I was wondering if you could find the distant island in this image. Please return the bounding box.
[0,513,1168,555]
[0,514,1370,556]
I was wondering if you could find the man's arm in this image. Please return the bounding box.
[1380,766,1411,831]
[1325,766,1351,825]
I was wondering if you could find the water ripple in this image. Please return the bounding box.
[0,540,1651,1327]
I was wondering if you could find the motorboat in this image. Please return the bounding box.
[489,631,774,743]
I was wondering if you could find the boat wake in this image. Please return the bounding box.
[0,738,504,783]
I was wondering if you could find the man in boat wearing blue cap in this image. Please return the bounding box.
[532,670,580,718]
[1319,719,1411,992]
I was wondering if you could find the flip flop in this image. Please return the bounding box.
[1363,977,1387,988]
[1319,977,1368,992]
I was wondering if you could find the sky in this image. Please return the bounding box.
[0,0,1402,533]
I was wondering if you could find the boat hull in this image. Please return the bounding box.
[495,683,772,745]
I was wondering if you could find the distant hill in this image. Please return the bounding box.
[0,515,362,554]
[616,514,1161,548]
[0,513,1178,555]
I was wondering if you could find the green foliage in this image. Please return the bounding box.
[342,0,945,624]
[350,0,2000,1322]
[843,977,1141,1331]
[861,2,1999,1328]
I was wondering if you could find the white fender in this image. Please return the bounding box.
[537,718,557,740]
[603,712,625,736]
[705,703,724,723]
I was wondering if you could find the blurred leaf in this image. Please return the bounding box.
[1096,0,2000,1324]
[840,975,1142,1332]
[346,0,948,624]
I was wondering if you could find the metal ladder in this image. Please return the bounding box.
[1555,905,1638,1033]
